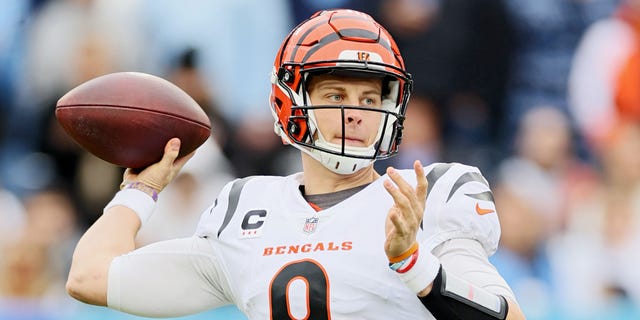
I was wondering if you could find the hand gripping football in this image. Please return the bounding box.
[56,72,211,169]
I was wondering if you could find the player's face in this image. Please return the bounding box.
[307,74,383,147]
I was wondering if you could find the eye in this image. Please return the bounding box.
[362,97,380,107]
[327,94,343,103]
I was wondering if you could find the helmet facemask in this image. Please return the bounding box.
[271,65,410,174]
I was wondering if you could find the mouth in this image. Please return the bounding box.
[336,137,365,146]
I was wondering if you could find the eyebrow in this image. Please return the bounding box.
[316,84,382,96]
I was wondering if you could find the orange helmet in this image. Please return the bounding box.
[270,9,413,174]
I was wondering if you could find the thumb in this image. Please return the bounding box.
[135,138,183,192]
[159,138,181,167]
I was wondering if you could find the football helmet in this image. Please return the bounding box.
[270,9,413,174]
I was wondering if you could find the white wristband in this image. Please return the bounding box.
[104,189,156,225]
[397,249,441,293]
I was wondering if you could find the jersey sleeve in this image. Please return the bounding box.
[194,177,252,238]
[419,162,501,256]
[107,236,234,317]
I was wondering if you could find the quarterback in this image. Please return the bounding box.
[66,9,525,319]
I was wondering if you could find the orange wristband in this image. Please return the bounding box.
[388,242,419,263]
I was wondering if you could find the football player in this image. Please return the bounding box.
[67,9,525,319]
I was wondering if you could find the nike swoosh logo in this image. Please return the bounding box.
[475,202,495,215]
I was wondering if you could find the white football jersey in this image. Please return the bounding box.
[193,162,501,319]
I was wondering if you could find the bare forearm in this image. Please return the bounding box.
[66,206,141,306]
[505,298,526,320]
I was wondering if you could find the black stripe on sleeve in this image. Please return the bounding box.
[446,172,489,203]
[217,177,253,238]
[465,191,494,202]
[421,163,455,230]
[426,163,455,198]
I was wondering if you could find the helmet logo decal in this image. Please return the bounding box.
[357,51,371,61]
[338,50,382,63]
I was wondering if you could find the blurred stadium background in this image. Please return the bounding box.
[1,0,640,319]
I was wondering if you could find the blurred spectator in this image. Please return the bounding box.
[139,0,297,176]
[566,7,640,316]
[490,106,598,318]
[1,0,150,216]
[19,188,80,270]
[0,0,37,195]
[20,0,148,225]
[491,185,553,319]
[139,0,291,123]
[287,0,369,22]
[0,241,53,298]
[496,106,597,231]
[502,0,617,156]
[361,0,513,176]
[0,186,25,245]
[0,0,27,138]
[166,48,231,149]
[569,0,640,150]
[0,187,81,319]
[0,240,59,320]
[550,120,640,317]
[25,0,146,101]
[376,94,442,171]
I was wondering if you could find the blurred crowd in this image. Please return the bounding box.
[1,0,640,319]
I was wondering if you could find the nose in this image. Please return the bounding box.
[344,107,363,125]
[342,95,364,124]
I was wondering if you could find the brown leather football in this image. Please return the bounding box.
[55,72,211,169]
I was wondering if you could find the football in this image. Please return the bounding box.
[55,72,211,169]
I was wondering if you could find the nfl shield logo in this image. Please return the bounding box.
[303,217,319,234]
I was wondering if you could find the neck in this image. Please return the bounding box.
[301,153,380,195]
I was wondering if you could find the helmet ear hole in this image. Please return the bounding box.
[287,118,309,142]
[287,120,300,135]
[278,67,295,84]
